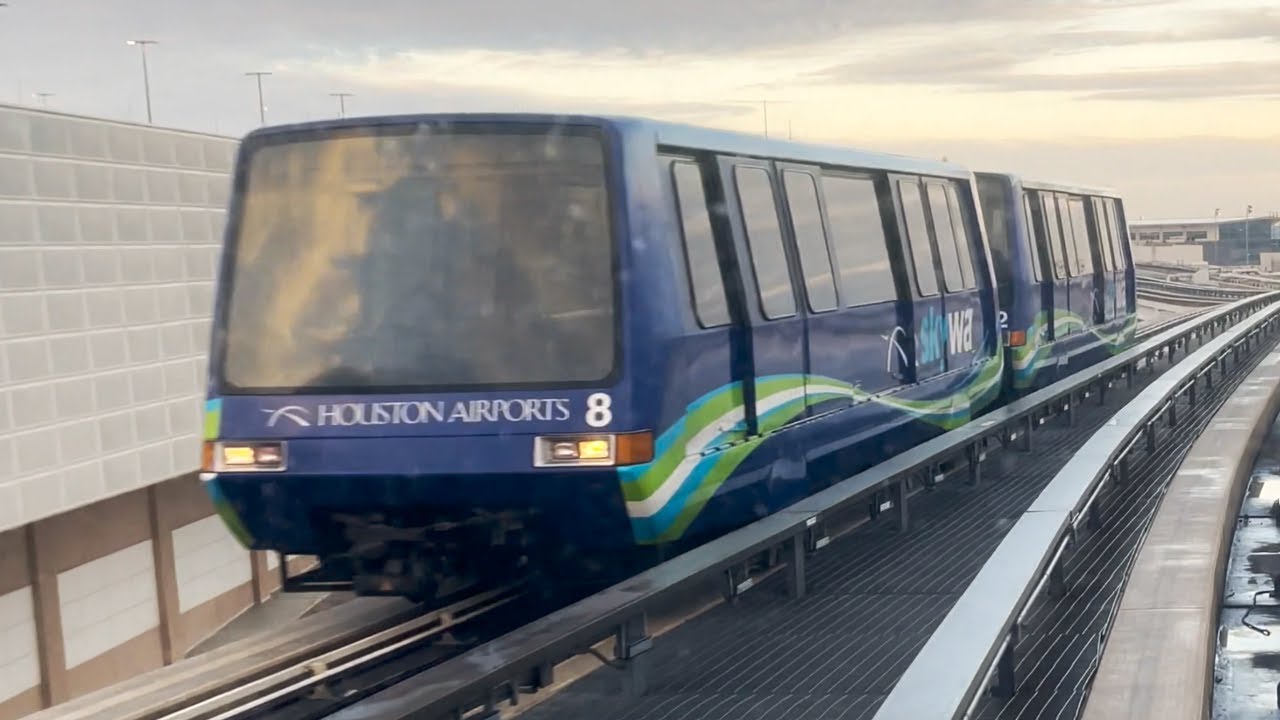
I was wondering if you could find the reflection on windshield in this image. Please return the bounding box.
[220,126,615,391]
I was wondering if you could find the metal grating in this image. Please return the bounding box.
[518,365,1172,720]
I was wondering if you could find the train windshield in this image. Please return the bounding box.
[217,125,616,392]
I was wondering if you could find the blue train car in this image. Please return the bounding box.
[200,113,1016,599]
[975,173,1137,393]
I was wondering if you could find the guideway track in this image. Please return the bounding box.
[1136,287,1224,307]
[28,585,528,720]
[322,295,1280,720]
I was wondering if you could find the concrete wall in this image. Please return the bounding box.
[0,474,310,719]
[0,106,307,719]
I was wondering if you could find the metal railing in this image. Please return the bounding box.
[1135,276,1259,300]
[872,296,1280,720]
[326,293,1280,720]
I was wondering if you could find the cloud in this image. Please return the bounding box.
[798,6,1280,99]
[67,0,1155,55]
[894,135,1280,219]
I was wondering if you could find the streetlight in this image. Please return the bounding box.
[126,39,157,124]
[1245,204,1253,266]
[33,92,52,107]
[722,99,798,138]
[330,92,353,118]
[245,71,271,125]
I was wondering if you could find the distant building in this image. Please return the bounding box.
[1129,216,1280,265]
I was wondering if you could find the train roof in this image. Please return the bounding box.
[976,170,1121,199]
[240,112,973,179]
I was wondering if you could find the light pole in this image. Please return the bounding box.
[1245,204,1253,266]
[33,92,52,107]
[330,92,353,118]
[723,99,797,138]
[126,39,157,124]
[245,71,271,125]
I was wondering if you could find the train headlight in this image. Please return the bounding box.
[202,441,287,472]
[534,432,653,468]
[577,439,612,460]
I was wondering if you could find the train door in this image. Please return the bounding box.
[775,164,843,418]
[777,166,909,410]
[663,155,751,450]
[1020,191,1054,343]
[923,178,985,370]
[1038,193,1074,337]
[1105,198,1135,314]
[893,176,948,384]
[1057,194,1098,328]
[717,158,807,435]
[1090,197,1120,322]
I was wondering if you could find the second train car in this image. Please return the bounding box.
[199,114,1136,599]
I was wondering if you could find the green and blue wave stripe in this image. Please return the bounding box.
[1011,312,1136,388]
[622,354,1005,545]
[203,398,222,441]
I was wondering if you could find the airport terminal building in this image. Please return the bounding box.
[1130,215,1280,265]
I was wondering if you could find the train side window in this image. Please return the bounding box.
[670,160,730,328]
[1067,197,1093,274]
[898,179,939,297]
[782,170,838,312]
[1040,194,1069,279]
[734,165,796,319]
[925,182,965,292]
[1021,194,1043,281]
[1104,198,1129,269]
[1092,197,1116,271]
[1055,195,1081,275]
[944,183,977,289]
[822,174,898,306]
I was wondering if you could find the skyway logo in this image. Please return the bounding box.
[263,406,311,427]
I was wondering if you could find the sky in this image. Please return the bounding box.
[1,0,1277,219]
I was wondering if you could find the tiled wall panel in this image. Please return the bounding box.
[0,586,39,705]
[56,541,158,669]
[0,106,236,533]
[172,515,252,613]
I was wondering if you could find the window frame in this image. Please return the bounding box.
[820,170,903,308]
[897,177,941,298]
[924,180,966,293]
[668,157,732,329]
[733,163,798,321]
[781,168,839,313]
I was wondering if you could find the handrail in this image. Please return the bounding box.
[872,295,1280,720]
[328,292,1280,720]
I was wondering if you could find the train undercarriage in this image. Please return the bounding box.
[280,508,647,604]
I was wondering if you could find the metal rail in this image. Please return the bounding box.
[1136,277,1259,300]
[29,586,524,720]
[324,292,1280,720]
[1134,308,1211,341]
[176,585,522,720]
[872,296,1280,720]
[1136,288,1223,307]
